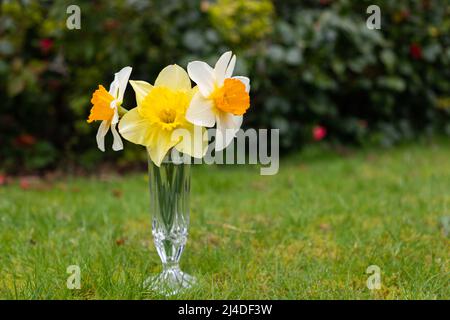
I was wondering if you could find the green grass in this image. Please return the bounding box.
[0,142,449,299]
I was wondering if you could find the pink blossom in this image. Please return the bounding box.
[39,38,53,54]
[313,125,327,141]
[20,178,30,190]
[410,43,422,60]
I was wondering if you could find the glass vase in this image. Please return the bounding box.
[144,150,195,295]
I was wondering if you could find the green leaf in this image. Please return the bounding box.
[377,76,406,92]
[7,75,25,96]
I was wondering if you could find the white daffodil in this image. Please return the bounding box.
[186,51,250,151]
[87,66,132,151]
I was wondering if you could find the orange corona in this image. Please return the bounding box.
[87,85,115,123]
[211,78,249,115]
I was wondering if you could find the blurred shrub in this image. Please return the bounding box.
[0,0,449,172]
[208,0,275,45]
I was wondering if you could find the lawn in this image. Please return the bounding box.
[0,141,449,299]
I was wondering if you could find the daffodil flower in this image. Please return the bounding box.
[87,66,132,152]
[186,51,250,151]
[118,65,207,166]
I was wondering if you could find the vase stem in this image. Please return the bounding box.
[145,151,195,295]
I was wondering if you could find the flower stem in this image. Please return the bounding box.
[118,106,128,116]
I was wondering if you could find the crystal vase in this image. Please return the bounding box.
[144,150,195,295]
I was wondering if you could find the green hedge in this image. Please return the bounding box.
[0,0,449,172]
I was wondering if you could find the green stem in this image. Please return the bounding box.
[118,106,128,116]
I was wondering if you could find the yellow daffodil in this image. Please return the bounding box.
[87,66,132,151]
[118,65,207,166]
[186,51,250,151]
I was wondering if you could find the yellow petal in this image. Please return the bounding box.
[129,80,153,106]
[118,107,154,146]
[173,124,208,159]
[147,129,180,166]
[154,64,192,92]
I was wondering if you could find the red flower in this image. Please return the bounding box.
[14,134,37,147]
[0,175,6,186]
[358,120,368,129]
[20,178,30,190]
[410,43,422,60]
[313,125,327,141]
[39,38,53,54]
[103,19,120,31]
[48,79,62,90]
[400,9,411,20]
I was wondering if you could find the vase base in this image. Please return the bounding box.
[144,268,196,296]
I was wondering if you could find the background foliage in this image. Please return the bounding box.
[0,0,449,172]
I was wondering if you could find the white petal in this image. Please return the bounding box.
[186,91,216,127]
[187,61,215,97]
[114,66,132,102]
[108,79,119,98]
[225,54,236,78]
[215,112,242,151]
[234,114,243,128]
[112,108,119,124]
[233,76,250,92]
[110,122,123,151]
[129,80,153,106]
[110,101,119,125]
[214,51,232,86]
[96,120,110,152]
[154,64,191,91]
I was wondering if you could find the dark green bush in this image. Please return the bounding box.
[0,0,449,172]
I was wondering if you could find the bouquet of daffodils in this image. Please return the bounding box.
[87,52,250,165]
